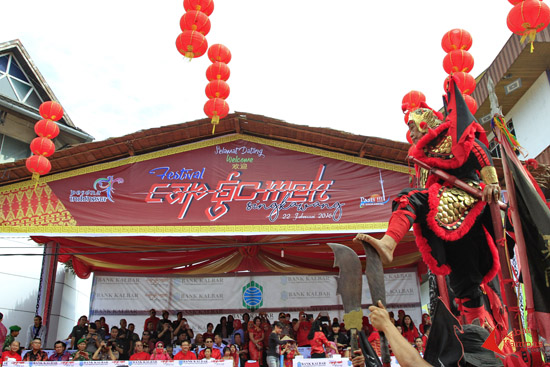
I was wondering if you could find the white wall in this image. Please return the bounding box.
[505,71,550,158]
[0,237,92,348]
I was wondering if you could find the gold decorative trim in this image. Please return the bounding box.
[1,134,408,192]
[1,222,389,234]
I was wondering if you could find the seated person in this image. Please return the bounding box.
[1,341,21,362]
[93,340,119,361]
[71,338,91,361]
[130,341,150,360]
[48,340,72,361]
[22,338,48,361]
[174,340,197,360]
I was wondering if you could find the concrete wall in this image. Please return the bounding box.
[504,71,550,158]
[0,237,92,348]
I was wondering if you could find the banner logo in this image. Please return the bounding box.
[69,176,124,203]
[242,281,263,311]
[94,176,125,202]
[359,169,390,207]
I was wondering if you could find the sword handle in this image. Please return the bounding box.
[378,332,391,366]
[349,328,359,353]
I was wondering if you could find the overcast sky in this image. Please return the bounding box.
[4,1,513,143]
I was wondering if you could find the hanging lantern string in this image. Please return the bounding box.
[491,114,528,157]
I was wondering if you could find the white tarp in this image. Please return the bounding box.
[90,271,421,335]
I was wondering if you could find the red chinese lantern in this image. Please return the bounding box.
[444,72,476,95]
[208,44,231,63]
[180,10,211,35]
[509,0,542,5]
[206,62,230,81]
[463,94,478,115]
[441,29,473,53]
[175,30,208,59]
[205,80,230,99]
[26,155,52,181]
[39,101,63,121]
[402,90,426,112]
[507,0,550,52]
[443,50,474,74]
[183,0,214,16]
[30,137,55,157]
[204,98,229,133]
[34,119,60,139]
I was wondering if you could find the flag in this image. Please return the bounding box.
[501,135,550,340]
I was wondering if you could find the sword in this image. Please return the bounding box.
[328,243,382,367]
[360,241,391,367]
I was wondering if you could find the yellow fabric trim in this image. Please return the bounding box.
[1,222,389,234]
[1,134,408,192]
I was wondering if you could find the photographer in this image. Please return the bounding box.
[93,340,118,361]
[84,324,100,355]
[158,321,174,348]
[293,312,311,347]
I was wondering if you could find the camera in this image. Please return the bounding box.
[319,312,330,322]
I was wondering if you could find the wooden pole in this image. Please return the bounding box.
[498,132,539,342]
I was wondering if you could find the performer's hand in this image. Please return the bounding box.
[482,183,500,203]
[368,300,392,333]
[350,349,364,367]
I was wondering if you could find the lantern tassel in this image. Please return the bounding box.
[211,115,220,134]
[520,29,537,53]
[185,51,195,61]
[31,172,40,189]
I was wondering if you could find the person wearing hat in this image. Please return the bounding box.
[1,340,21,362]
[327,321,348,354]
[3,326,20,351]
[280,336,299,367]
[71,337,91,361]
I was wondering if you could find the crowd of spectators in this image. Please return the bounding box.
[0,308,430,366]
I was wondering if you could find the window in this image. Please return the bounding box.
[0,53,43,109]
[0,134,30,163]
[489,119,517,158]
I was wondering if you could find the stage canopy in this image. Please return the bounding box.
[1,113,424,278]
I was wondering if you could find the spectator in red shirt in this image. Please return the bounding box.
[23,338,48,361]
[144,309,160,332]
[308,320,330,358]
[173,340,197,360]
[419,314,431,336]
[2,340,21,362]
[401,315,419,343]
[414,337,425,354]
[198,337,222,359]
[130,341,150,360]
[293,312,311,347]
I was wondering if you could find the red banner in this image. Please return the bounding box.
[2,137,410,234]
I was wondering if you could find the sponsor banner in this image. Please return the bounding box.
[91,272,421,334]
[2,136,409,234]
[4,361,232,367]
[291,357,400,367]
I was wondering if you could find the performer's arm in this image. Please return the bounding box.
[471,139,500,203]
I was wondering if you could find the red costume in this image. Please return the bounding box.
[248,325,264,361]
[380,77,505,328]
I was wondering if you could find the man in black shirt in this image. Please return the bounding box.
[70,316,88,349]
[266,322,288,367]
